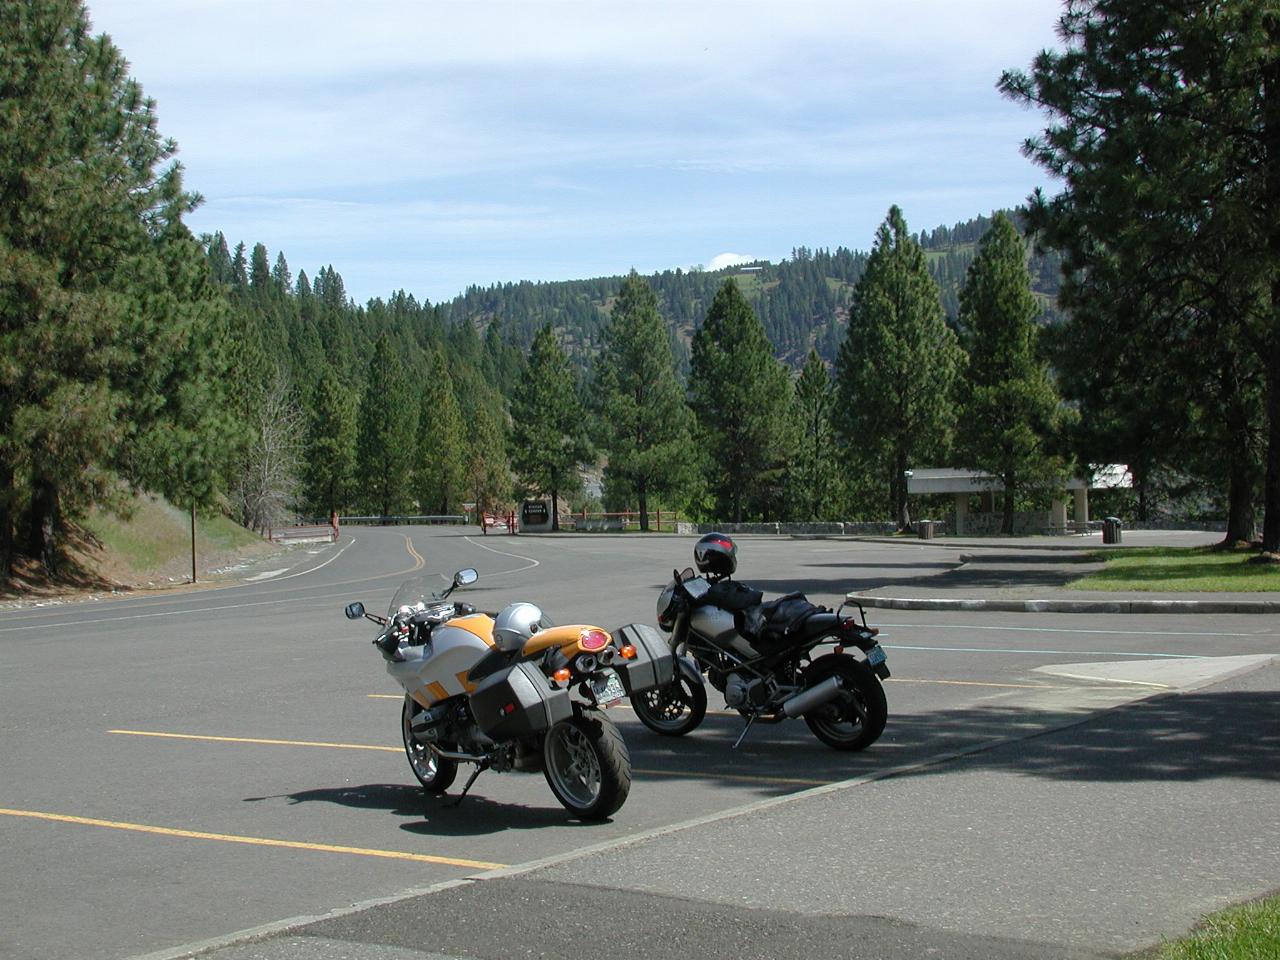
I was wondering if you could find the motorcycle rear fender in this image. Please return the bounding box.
[522,623,612,659]
[469,661,572,740]
[611,623,676,695]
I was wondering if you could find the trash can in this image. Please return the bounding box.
[1102,517,1123,544]
[917,520,937,540]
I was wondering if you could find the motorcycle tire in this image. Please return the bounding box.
[542,709,631,820]
[801,654,887,752]
[630,658,708,737]
[401,695,459,793]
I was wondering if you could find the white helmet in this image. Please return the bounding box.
[493,602,548,652]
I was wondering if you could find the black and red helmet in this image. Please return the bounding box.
[694,532,737,579]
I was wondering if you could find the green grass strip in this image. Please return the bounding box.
[1070,546,1280,593]
[1147,895,1280,959]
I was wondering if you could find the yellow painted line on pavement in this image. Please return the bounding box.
[403,535,424,570]
[0,808,505,869]
[110,730,400,752]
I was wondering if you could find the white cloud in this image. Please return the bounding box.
[706,253,758,272]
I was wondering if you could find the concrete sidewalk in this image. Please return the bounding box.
[845,530,1280,613]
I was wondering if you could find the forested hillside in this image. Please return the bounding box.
[436,211,1064,372]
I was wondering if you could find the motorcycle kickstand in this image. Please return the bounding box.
[732,714,757,750]
[448,761,489,807]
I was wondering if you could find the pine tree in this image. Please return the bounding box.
[414,347,468,515]
[1001,0,1279,550]
[596,272,696,530]
[0,0,222,574]
[954,214,1068,533]
[302,365,358,518]
[355,333,418,516]
[835,206,961,529]
[689,279,793,522]
[508,324,590,530]
[786,350,840,521]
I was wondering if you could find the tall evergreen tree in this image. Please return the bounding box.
[1001,0,1279,550]
[954,214,1068,534]
[465,401,512,516]
[786,350,840,521]
[414,347,468,515]
[689,279,793,522]
[301,365,358,518]
[596,272,696,530]
[508,324,590,530]
[355,333,418,516]
[834,206,961,529]
[0,0,222,574]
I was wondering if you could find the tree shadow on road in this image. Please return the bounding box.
[883,684,1280,785]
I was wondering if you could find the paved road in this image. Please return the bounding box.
[0,527,1276,960]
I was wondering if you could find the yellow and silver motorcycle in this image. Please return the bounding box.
[345,568,672,819]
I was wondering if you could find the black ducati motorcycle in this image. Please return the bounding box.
[631,534,890,751]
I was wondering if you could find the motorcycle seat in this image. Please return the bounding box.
[757,595,834,643]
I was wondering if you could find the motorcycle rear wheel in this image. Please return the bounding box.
[630,660,708,736]
[543,709,631,820]
[801,654,887,751]
[401,696,459,793]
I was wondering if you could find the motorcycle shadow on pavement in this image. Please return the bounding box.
[249,782,586,834]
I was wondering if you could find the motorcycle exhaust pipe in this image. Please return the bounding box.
[781,676,844,718]
[428,744,488,764]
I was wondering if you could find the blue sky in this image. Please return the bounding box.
[86,0,1066,306]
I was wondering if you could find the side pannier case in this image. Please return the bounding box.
[613,623,676,696]
[469,661,572,739]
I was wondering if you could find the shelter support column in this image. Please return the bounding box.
[953,493,967,536]
[1074,488,1089,527]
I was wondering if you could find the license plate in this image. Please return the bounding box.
[592,671,625,707]
[866,645,886,667]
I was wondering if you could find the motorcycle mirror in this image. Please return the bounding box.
[344,602,365,620]
[454,568,478,587]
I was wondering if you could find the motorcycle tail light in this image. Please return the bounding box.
[619,644,637,660]
[553,668,572,684]
[580,629,610,651]
[841,618,878,636]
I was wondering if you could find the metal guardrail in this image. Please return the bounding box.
[335,515,467,526]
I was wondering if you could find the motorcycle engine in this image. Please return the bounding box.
[724,672,770,709]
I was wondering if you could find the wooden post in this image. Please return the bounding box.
[190,503,197,584]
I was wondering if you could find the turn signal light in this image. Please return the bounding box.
[619,644,637,660]
[553,668,572,683]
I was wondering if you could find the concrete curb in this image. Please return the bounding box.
[846,593,1280,614]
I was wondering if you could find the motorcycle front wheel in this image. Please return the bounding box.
[402,696,459,793]
[630,659,708,736]
[801,654,887,751]
[542,709,631,820]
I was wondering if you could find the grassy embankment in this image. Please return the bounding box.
[1070,545,1280,592]
[81,495,270,586]
[1142,895,1280,959]
[1,494,273,599]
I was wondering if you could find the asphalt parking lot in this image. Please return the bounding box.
[1,526,1276,960]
